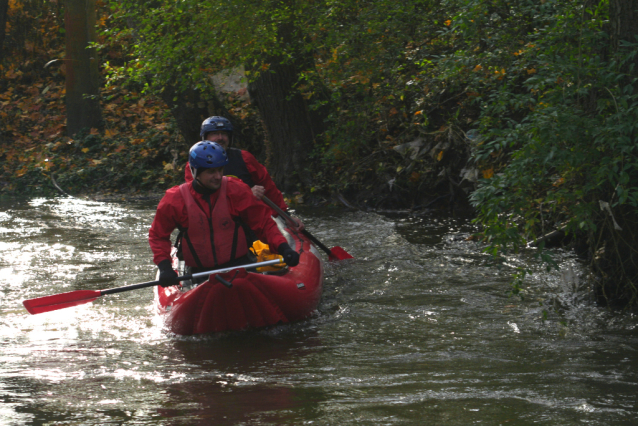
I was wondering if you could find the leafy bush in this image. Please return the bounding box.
[462,0,638,306]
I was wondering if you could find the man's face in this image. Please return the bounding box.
[205,131,230,150]
[197,166,224,191]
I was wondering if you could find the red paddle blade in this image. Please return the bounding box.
[23,290,102,315]
[328,246,354,261]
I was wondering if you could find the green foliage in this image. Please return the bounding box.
[103,0,315,93]
[462,0,638,304]
[104,0,472,208]
[309,0,444,162]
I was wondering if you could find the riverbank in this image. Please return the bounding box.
[0,74,473,215]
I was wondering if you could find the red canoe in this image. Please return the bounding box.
[154,220,324,335]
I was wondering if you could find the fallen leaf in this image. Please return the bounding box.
[105,128,119,138]
[482,168,494,179]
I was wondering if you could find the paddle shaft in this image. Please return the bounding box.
[261,196,335,257]
[102,259,285,295]
[23,259,284,315]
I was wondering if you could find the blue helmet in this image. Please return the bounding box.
[200,116,233,140]
[188,141,228,180]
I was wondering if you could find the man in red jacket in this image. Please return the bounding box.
[150,141,300,286]
[185,116,303,229]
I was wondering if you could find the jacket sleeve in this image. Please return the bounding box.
[241,150,288,213]
[148,187,184,265]
[227,178,288,251]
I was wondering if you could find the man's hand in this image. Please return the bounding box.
[289,216,305,231]
[278,243,300,267]
[251,185,266,200]
[157,259,178,287]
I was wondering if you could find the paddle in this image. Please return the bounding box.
[22,259,284,315]
[261,196,353,261]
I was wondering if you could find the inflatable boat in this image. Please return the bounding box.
[154,219,324,335]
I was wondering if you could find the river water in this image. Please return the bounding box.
[0,196,636,425]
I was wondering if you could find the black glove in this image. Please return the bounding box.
[157,259,178,287]
[278,242,300,267]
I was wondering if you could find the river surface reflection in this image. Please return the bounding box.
[0,196,637,425]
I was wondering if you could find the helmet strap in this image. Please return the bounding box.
[190,165,198,181]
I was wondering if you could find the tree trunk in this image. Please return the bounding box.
[160,86,214,146]
[65,0,102,136]
[248,57,327,193]
[159,85,267,161]
[609,0,638,73]
[0,0,8,63]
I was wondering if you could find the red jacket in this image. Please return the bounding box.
[178,179,248,268]
[184,149,288,215]
[149,177,288,266]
